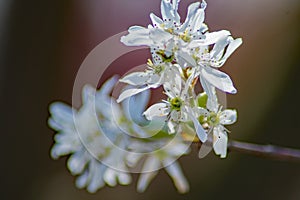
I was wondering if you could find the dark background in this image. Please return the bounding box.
[1,0,300,199]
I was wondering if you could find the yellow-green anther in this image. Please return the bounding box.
[169,97,182,111]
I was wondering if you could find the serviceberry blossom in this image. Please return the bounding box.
[117,60,180,103]
[48,0,243,194]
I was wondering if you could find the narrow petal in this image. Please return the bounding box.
[49,102,74,128]
[126,153,143,167]
[219,38,243,66]
[161,0,174,21]
[150,13,163,27]
[87,161,106,193]
[220,109,237,125]
[97,75,119,97]
[67,151,89,175]
[117,86,150,103]
[103,168,117,187]
[137,156,160,192]
[187,9,205,34]
[210,35,229,61]
[128,89,150,124]
[172,0,181,23]
[201,67,237,94]
[118,172,132,185]
[167,120,176,134]
[186,107,207,142]
[143,103,168,120]
[164,68,182,97]
[121,26,153,46]
[180,2,200,32]
[164,161,189,193]
[189,30,231,48]
[199,76,218,112]
[213,127,228,158]
[76,170,89,189]
[119,71,150,86]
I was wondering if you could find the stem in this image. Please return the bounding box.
[227,140,300,162]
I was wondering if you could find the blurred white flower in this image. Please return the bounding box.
[48,77,132,192]
[49,76,190,192]
[127,136,190,193]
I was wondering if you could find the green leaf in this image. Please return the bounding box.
[197,92,208,108]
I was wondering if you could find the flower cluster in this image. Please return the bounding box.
[48,0,242,194]
[118,0,241,157]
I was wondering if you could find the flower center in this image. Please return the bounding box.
[169,97,182,111]
[156,50,174,63]
[179,29,191,43]
[207,112,220,126]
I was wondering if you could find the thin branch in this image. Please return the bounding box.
[227,140,300,162]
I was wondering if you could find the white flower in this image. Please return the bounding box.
[117,60,181,103]
[121,0,229,66]
[121,0,207,46]
[199,104,237,158]
[143,67,207,142]
[178,34,242,107]
[48,77,133,192]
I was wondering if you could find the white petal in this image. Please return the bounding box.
[219,38,243,66]
[172,0,181,23]
[180,2,200,32]
[87,161,106,192]
[128,25,147,33]
[167,120,176,134]
[164,161,189,193]
[163,68,181,97]
[213,127,228,158]
[187,107,207,142]
[117,86,150,103]
[193,106,209,116]
[198,133,213,158]
[161,0,174,21]
[199,76,218,112]
[149,28,173,44]
[150,13,163,27]
[76,170,89,189]
[176,50,197,66]
[220,109,237,125]
[82,84,96,104]
[121,26,153,46]
[137,156,160,192]
[67,151,89,175]
[143,103,168,120]
[97,75,119,97]
[187,8,205,34]
[118,172,132,185]
[119,71,150,86]
[189,30,231,48]
[210,35,230,61]
[126,153,143,167]
[103,168,117,187]
[49,102,74,128]
[201,67,237,94]
[127,89,150,124]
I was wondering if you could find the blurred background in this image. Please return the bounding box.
[1,0,300,199]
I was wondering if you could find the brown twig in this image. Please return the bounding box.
[227,140,300,162]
